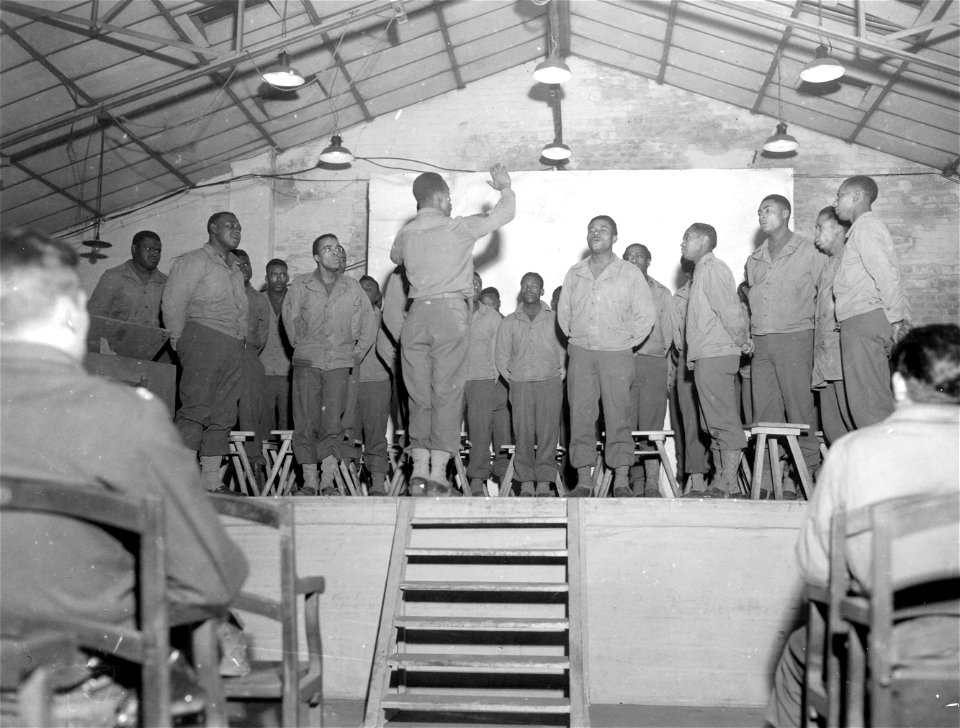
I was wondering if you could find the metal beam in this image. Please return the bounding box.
[0,20,96,105]
[0,0,389,151]
[555,0,571,58]
[300,0,322,25]
[749,0,803,115]
[8,158,99,217]
[657,0,679,86]
[1,1,223,59]
[883,18,959,42]
[235,0,246,54]
[100,0,134,27]
[322,31,373,122]
[707,0,960,77]
[434,1,464,90]
[101,112,193,187]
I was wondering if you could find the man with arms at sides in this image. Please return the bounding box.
[284,234,376,496]
[87,229,167,357]
[833,175,911,429]
[496,272,566,497]
[744,194,826,495]
[390,164,515,496]
[811,207,853,445]
[355,275,395,496]
[234,248,272,488]
[764,324,959,728]
[464,271,512,496]
[261,258,293,431]
[557,215,655,498]
[623,243,675,497]
[0,227,248,656]
[162,212,247,494]
[680,223,749,498]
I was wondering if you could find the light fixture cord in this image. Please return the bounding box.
[93,116,106,238]
[776,53,784,122]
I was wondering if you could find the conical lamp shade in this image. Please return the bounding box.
[318,135,354,165]
[800,45,845,84]
[541,141,572,161]
[533,56,571,84]
[262,51,306,89]
[763,122,799,153]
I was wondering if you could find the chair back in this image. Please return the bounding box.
[0,475,170,726]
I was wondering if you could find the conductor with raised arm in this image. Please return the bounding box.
[390,164,515,496]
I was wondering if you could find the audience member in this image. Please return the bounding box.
[234,248,271,487]
[623,243,674,497]
[812,207,853,445]
[496,272,565,497]
[390,165,515,495]
[162,212,247,493]
[284,234,376,495]
[833,175,910,429]
[557,215,655,497]
[0,225,248,640]
[87,230,167,358]
[356,275,394,496]
[681,223,748,497]
[480,286,501,312]
[744,195,825,494]
[764,323,959,727]
[260,258,293,431]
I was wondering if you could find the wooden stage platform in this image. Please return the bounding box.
[221,498,806,711]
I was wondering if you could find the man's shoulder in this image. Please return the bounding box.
[169,246,210,268]
[647,277,672,296]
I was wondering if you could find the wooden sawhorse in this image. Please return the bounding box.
[746,422,814,500]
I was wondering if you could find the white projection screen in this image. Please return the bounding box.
[368,168,793,304]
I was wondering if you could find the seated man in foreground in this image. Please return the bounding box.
[764,323,960,727]
[0,229,249,670]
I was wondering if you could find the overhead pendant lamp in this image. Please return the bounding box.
[81,119,114,259]
[261,51,306,89]
[762,122,799,153]
[318,135,354,165]
[541,140,572,161]
[800,44,845,84]
[534,56,571,84]
[540,85,572,163]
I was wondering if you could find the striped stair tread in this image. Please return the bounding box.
[411,517,568,526]
[381,693,571,713]
[405,548,568,558]
[394,616,569,631]
[387,653,570,670]
[400,580,569,592]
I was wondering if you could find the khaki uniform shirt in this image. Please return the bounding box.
[467,303,502,381]
[496,303,565,383]
[636,276,674,357]
[833,212,908,324]
[812,256,843,388]
[687,252,747,362]
[88,260,167,328]
[745,232,825,335]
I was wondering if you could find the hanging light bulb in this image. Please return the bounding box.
[534,56,571,84]
[800,44,845,84]
[541,140,572,161]
[318,135,354,165]
[261,51,306,89]
[763,122,799,153]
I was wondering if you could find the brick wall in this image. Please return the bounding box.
[74,57,958,324]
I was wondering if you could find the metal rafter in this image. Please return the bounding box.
[300,0,322,26]
[1,1,222,59]
[0,19,96,106]
[846,0,953,145]
[555,0,571,57]
[708,0,960,76]
[8,158,99,217]
[657,0,679,86]
[100,0,134,27]
[750,0,803,115]
[149,0,280,150]
[1,0,389,152]
[434,1,464,90]
[101,111,193,187]
[321,31,373,122]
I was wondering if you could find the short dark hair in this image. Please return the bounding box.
[266,258,287,272]
[1,228,82,332]
[817,206,850,231]
[312,233,339,257]
[359,275,379,289]
[412,172,447,206]
[473,272,482,286]
[762,194,792,217]
[132,230,160,247]
[630,244,651,262]
[892,324,960,404]
[688,223,717,250]
[207,211,235,231]
[520,273,544,288]
[233,248,250,261]
[842,175,879,204]
[589,215,618,236]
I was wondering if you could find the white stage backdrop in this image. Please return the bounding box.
[368,168,793,304]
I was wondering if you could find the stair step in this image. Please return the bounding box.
[387,653,570,670]
[405,547,568,558]
[411,517,568,526]
[394,616,569,631]
[400,581,569,593]
[381,693,571,714]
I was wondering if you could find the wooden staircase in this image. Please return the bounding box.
[364,498,589,727]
